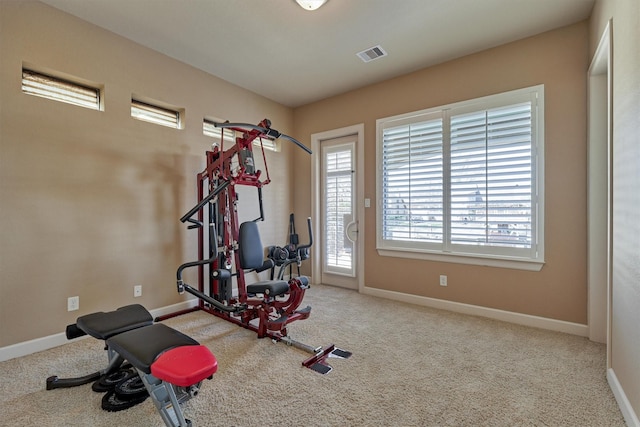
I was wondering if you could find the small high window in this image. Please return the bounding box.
[131,99,182,129]
[21,68,101,111]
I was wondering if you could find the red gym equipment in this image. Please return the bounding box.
[45,120,350,427]
[161,119,350,374]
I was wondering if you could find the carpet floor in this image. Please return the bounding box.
[0,284,626,426]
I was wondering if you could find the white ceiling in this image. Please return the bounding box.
[40,0,595,108]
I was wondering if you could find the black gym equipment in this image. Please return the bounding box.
[267,213,313,280]
[46,304,217,427]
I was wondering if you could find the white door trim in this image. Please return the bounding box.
[587,20,612,353]
[311,124,365,291]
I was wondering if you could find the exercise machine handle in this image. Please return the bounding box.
[213,121,312,155]
[297,217,313,251]
[176,258,244,314]
[180,179,230,228]
[178,281,245,314]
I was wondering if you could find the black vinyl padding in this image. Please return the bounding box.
[239,221,290,296]
[106,324,199,374]
[247,281,289,296]
[238,221,265,270]
[76,304,153,340]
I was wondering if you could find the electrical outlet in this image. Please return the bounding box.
[134,285,142,298]
[67,296,79,311]
[439,275,448,287]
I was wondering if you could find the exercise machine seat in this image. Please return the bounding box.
[239,221,290,297]
[151,345,218,387]
[106,324,199,374]
[246,281,290,296]
[76,304,153,340]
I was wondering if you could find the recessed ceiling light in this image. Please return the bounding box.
[295,0,328,11]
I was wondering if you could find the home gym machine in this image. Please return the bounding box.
[164,119,350,374]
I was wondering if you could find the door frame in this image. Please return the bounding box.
[311,123,365,291]
[587,20,612,356]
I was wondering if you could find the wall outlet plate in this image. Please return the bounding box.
[134,285,142,298]
[439,275,448,286]
[67,296,79,311]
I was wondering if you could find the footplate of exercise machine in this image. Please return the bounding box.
[302,344,352,375]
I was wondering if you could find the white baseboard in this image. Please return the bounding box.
[360,285,589,336]
[0,300,197,363]
[608,368,640,427]
[149,299,198,319]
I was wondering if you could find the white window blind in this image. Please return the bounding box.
[21,69,101,110]
[450,103,532,249]
[131,99,181,128]
[324,145,354,272]
[377,86,544,268]
[382,116,443,245]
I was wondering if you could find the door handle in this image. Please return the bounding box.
[345,220,358,242]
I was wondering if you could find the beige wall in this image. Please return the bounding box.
[3,0,636,420]
[590,0,640,420]
[0,1,294,347]
[293,22,590,325]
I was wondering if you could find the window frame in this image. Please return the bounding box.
[131,98,183,129]
[376,85,544,271]
[21,68,102,111]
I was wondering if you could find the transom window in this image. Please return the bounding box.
[131,99,182,129]
[21,68,101,111]
[376,85,544,270]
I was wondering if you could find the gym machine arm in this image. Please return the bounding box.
[213,121,312,155]
[179,179,230,229]
[176,257,245,314]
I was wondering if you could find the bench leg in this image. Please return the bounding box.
[47,348,125,390]
[138,369,199,427]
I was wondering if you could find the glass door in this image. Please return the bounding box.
[321,137,358,288]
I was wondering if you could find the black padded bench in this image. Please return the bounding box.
[47,305,218,427]
[48,304,154,391]
[74,304,153,339]
[107,323,217,427]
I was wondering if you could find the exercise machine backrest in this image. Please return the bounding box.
[238,221,274,273]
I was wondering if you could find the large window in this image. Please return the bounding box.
[376,86,544,270]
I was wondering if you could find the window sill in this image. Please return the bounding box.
[376,248,544,271]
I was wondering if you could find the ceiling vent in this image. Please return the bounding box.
[357,45,387,63]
